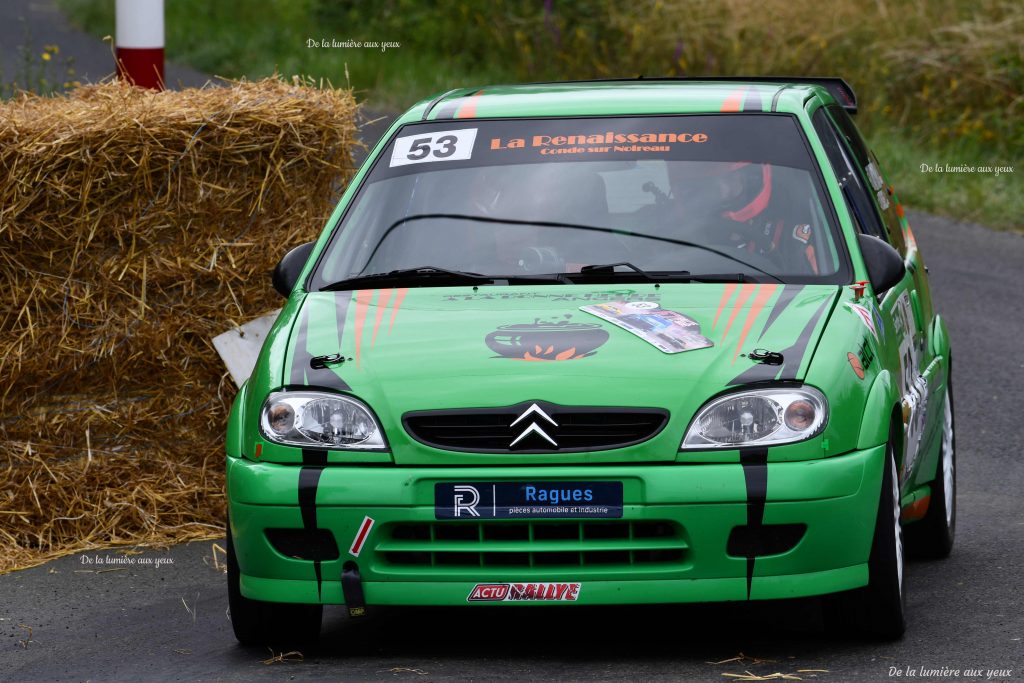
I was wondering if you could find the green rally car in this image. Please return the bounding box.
[225,77,955,644]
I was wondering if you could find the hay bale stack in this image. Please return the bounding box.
[0,77,359,572]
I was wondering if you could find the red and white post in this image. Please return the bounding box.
[115,0,165,90]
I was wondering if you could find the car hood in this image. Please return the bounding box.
[285,283,838,464]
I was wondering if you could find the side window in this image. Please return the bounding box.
[810,108,887,241]
[826,106,906,254]
[866,151,908,255]
[825,105,871,167]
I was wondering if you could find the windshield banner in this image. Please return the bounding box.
[374,115,814,181]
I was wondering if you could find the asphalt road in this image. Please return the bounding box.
[3,3,1023,681]
[0,0,207,88]
[2,208,1022,682]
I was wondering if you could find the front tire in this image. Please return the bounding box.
[824,431,906,640]
[227,520,322,648]
[907,382,956,558]
[862,441,907,639]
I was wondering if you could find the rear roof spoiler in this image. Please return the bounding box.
[669,76,857,114]
[523,76,858,114]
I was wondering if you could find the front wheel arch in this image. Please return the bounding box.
[857,369,901,453]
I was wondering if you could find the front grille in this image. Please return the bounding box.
[377,520,688,568]
[403,401,668,453]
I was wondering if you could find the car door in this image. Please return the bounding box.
[811,105,941,488]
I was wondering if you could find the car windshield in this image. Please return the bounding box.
[310,115,850,289]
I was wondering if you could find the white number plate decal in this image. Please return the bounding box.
[390,128,478,167]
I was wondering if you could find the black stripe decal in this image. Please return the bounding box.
[776,296,831,380]
[740,447,769,599]
[299,448,328,599]
[290,306,312,385]
[289,298,352,391]
[742,89,763,112]
[727,357,784,386]
[422,87,463,121]
[728,296,831,386]
[298,466,325,528]
[758,284,804,340]
[432,98,462,120]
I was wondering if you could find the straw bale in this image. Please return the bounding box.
[0,76,359,572]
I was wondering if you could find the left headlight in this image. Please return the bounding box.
[680,386,827,449]
[259,391,386,449]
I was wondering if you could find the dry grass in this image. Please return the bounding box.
[0,76,359,573]
[485,0,1022,150]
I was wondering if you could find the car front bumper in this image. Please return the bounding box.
[227,443,885,605]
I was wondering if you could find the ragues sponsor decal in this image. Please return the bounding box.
[468,582,581,602]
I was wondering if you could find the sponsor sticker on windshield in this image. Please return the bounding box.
[390,128,478,167]
[581,300,714,354]
[490,129,708,157]
[372,116,817,182]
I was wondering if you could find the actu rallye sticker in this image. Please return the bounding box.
[468,582,582,602]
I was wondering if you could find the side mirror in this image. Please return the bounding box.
[272,242,316,297]
[857,233,905,295]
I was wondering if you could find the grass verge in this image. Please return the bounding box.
[53,0,1024,231]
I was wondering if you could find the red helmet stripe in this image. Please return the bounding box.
[724,165,772,222]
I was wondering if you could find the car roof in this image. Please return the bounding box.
[402,79,851,124]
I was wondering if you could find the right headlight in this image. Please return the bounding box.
[260,391,386,449]
[680,386,827,449]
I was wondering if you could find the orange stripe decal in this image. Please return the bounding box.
[388,287,408,333]
[720,87,747,112]
[733,284,778,362]
[371,288,393,347]
[720,283,756,342]
[455,90,485,118]
[713,283,738,330]
[353,289,374,368]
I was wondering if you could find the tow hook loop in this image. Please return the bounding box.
[342,561,367,617]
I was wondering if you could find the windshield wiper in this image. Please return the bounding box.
[363,214,783,284]
[566,262,674,283]
[565,263,765,284]
[683,272,765,283]
[320,266,495,291]
[579,262,657,279]
[320,266,565,291]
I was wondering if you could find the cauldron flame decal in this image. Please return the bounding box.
[485,319,609,361]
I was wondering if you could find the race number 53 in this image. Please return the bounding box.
[390,128,478,167]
